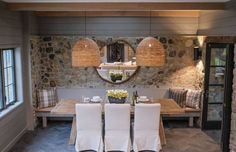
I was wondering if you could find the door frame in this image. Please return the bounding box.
[202,43,228,129]
[221,43,234,152]
[202,43,234,152]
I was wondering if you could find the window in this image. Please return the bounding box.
[0,48,17,111]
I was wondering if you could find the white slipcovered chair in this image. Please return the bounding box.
[104,104,131,152]
[75,104,103,152]
[133,104,162,152]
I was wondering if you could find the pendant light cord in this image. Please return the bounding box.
[84,11,87,37]
[149,10,151,36]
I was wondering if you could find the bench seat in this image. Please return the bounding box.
[184,107,201,127]
[35,106,73,127]
[35,107,54,113]
[162,107,201,127]
[184,107,201,113]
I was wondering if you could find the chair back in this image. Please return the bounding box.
[134,104,161,130]
[76,104,102,131]
[105,104,130,131]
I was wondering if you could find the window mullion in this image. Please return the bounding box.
[0,49,6,109]
[13,50,17,103]
[0,48,17,110]
[2,50,7,108]
[0,49,2,110]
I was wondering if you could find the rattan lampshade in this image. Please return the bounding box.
[72,38,100,67]
[136,37,166,67]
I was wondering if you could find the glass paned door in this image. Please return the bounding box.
[0,57,3,110]
[202,43,234,130]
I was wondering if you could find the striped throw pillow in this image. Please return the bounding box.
[186,90,202,109]
[37,88,58,108]
[169,88,187,108]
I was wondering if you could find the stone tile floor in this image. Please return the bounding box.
[10,121,221,152]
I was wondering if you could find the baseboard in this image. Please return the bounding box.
[2,126,27,152]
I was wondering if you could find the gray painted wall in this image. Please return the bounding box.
[198,0,236,36]
[29,12,39,35]
[0,2,22,46]
[0,2,28,152]
[38,16,198,36]
[22,11,39,131]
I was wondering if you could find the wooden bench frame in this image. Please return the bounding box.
[35,107,73,127]
[162,112,201,127]
[36,111,73,127]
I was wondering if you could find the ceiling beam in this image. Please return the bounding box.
[36,11,200,17]
[8,2,225,11]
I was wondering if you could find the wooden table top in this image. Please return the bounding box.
[51,99,185,115]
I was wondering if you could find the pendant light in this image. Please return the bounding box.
[136,11,166,67]
[72,11,100,67]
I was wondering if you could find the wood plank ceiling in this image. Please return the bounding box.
[5,1,227,18]
[35,11,200,17]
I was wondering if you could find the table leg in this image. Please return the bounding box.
[159,117,166,146]
[69,116,77,145]
[189,117,194,127]
[42,117,47,128]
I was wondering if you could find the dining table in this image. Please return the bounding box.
[51,98,185,145]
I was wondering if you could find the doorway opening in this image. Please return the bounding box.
[202,43,234,152]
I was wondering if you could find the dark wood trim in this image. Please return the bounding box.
[13,49,17,104]
[205,37,236,44]
[202,43,211,130]
[0,50,4,111]
[8,3,225,11]
[202,42,234,152]
[221,43,234,152]
[202,43,230,130]
[36,11,200,17]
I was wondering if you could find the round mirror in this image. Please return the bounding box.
[96,40,139,84]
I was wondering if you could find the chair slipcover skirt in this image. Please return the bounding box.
[104,104,131,152]
[133,104,162,152]
[75,104,103,152]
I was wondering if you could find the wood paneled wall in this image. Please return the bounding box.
[198,0,236,36]
[7,2,225,11]
[37,16,198,36]
[0,2,23,46]
[0,2,27,152]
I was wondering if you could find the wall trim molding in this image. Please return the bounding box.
[8,2,225,11]
[1,126,27,152]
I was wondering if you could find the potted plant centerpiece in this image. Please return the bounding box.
[109,71,123,82]
[106,89,129,104]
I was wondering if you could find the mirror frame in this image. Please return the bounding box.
[95,39,140,84]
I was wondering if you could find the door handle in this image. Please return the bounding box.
[223,103,226,107]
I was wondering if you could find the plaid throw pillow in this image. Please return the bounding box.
[186,90,202,109]
[169,88,187,107]
[37,88,58,109]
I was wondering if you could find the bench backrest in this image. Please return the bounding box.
[56,87,169,101]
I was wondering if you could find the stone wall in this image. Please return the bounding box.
[30,35,236,151]
[30,36,204,107]
[231,44,236,151]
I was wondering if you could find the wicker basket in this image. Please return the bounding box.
[108,96,126,104]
